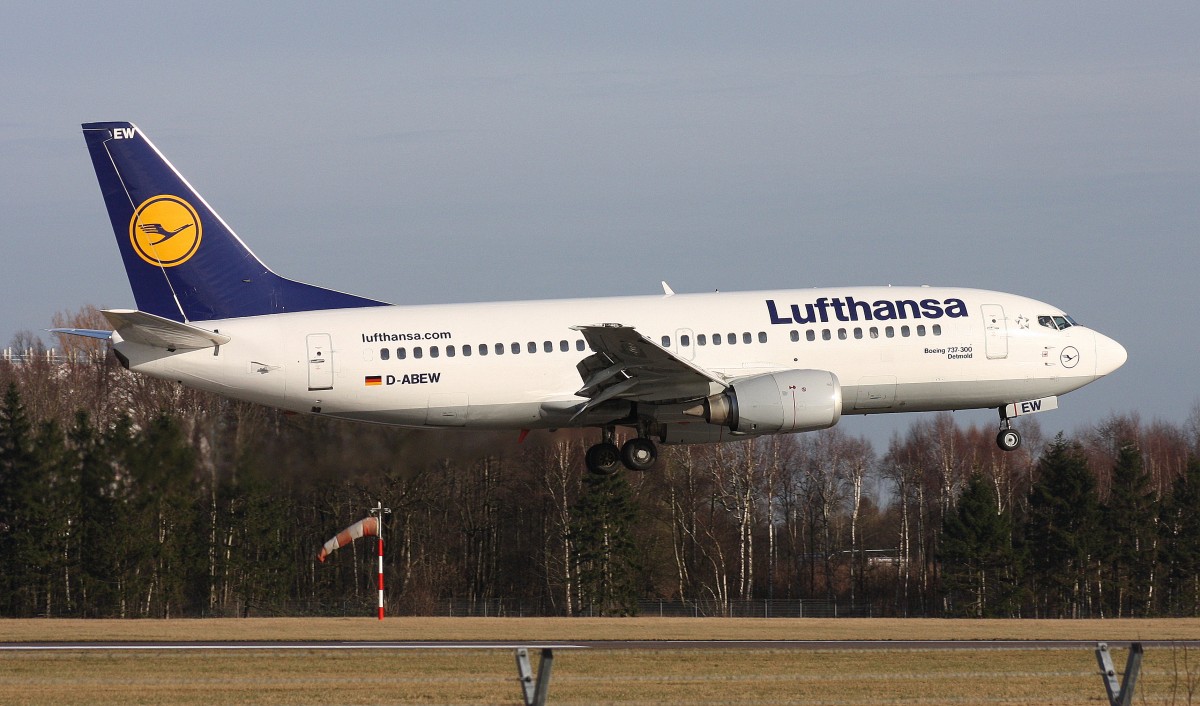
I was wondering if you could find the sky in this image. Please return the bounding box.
[0,2,1196,450]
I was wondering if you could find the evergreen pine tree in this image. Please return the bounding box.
[571,470,640,616]
[1159,455,1200,615]
[1022,434,1101,617]
[29,419,69,615]
[71,411,120,616]
[1101,443,1155,616]
[224,449,294,615]
[0,383,36,615]
[118,414,202,617]
[102,414,140,616]
[940,472,1018,617]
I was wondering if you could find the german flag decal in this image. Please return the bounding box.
[365,375,382,386]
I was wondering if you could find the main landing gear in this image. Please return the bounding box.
[585,426,658,475]
[996,410,1021,452]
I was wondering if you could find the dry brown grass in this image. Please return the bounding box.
[0,646,1185,705]
[2,616,1199,642]
[1,619,1198,704]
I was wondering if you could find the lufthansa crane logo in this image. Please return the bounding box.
[129,195,202,267]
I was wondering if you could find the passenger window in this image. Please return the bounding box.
[512,342,521,354]
[560,340,569,352]
[932,324,942,336]
[478,344,488,356]
[495,343,504,355]
[870,327,879,339]
[742,332,751,344]
[430,346,439,358]
[380,348,390,361]
[806,330,816,342]
[886,327,895,338]
[525,341,534,354]
[544,341,553,353]
[854,328,863,340]
[901,326,911,337]
[414,347,423,359]
[838,329,848,340]
[712,334,721,346]
[822,330,831,341]
[447,345,456,357]
[576,340,585,351]
[698,334,707,345]
[758,332,767,343]
[681,334,691,347]
[398,348,407,360]
[661,335,670,347]
[462,345,472,357]
[790,330,799,342]
[916,325,926,337]
[727,333,736,345]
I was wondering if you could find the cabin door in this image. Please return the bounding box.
[306,333,334,390]
[981,305,1008,359]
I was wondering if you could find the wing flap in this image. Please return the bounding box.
[570,324,726,419]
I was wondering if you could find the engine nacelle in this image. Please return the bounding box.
[688,369,842,434]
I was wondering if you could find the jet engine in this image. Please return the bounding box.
[685,369,842,434]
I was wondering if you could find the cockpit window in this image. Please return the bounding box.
[1038,314,1078,331]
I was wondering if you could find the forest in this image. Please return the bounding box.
[1,309,1198,620]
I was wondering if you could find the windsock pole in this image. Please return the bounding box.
[377,531,384,620]
[370,502,391,621]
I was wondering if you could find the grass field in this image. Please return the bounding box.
[2,618,1199,704]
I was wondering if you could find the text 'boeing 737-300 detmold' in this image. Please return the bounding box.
[57,122,1127,475]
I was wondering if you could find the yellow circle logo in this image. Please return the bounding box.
[129,195,202,267]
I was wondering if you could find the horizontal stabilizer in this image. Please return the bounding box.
[102,309,230,350]
[47,328,114,341]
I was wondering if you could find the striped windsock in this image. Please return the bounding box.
[317,517,379,562]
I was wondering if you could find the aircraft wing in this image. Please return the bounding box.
[571,324,726,417]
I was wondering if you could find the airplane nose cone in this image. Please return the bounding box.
[1094,332,1127,377]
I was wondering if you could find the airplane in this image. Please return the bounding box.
[58,121,1127,475]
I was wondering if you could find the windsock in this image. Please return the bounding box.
[317,516,379,562]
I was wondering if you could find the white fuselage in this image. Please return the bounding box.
[113,286,1126,437]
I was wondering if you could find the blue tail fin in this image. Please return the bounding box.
[82,122,388,322]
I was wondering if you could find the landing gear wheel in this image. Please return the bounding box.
[996,429,1021,452]
[621,438,658,471]
[585,442,622,476]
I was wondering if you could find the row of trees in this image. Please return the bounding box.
[0,314,1197,618]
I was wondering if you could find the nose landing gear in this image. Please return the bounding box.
[996,408,1021,451]
[997,426,1022,451]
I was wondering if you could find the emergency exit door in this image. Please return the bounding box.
[307,334,334,390]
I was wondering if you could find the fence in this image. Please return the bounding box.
[635,599,873,618]
[1,348,105,365]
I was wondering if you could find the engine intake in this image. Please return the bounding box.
[686,369,842,434]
